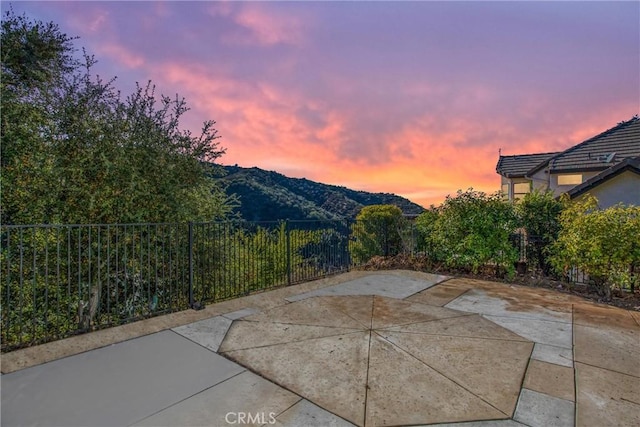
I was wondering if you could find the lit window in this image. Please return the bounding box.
[512,182,530,201]
[513,182,531,194]
[557,174,582,185]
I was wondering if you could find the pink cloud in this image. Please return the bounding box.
[234,5,306,46]
[7,1,637,210]
[207,3,307,47]
[97,43,144,69]
[87,12,108,33]
[146,58,638,209]
[153,62,344,165]
[150,60,631,208]
[62,4,111,35]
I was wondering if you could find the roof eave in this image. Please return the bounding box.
[498,171,527,179]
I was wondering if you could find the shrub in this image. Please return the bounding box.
[414,207,439,255]
[516,189,563,275]
[550,195,640,298]
[350,205,407,264]
[419,189,519,276]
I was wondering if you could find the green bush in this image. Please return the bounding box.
[350,205,407,264]
[417,189,519,276]
[414,207,439,255]
[550,195,640,297]
[516,189,563,274]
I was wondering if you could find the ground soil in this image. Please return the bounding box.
[359,254,640,311]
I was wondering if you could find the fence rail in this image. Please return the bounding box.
[0,220,602,352]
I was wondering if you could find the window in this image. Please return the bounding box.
[513,182,531,193]
[557,174,582,186]
[513,182,531,200]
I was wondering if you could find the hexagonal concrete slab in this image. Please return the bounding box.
[220,295,534,426]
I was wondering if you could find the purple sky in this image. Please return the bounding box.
[7,1,639,207]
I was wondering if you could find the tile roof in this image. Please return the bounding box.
[496,152,559,178]
[567,156,640,199]
[530,117,640,175]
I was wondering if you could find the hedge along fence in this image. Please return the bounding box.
[549,195,640,298]
[414,190,520,277]
[412,190,639,294]
[2,196,637,351]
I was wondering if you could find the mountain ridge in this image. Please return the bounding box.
[215,165,425,221]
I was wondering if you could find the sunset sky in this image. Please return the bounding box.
[8,1,639,208]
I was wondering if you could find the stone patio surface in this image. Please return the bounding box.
[2,270,639,427]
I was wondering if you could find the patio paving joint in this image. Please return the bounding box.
[373,330,516,418]
[574,359,640,379]
[363,329,373,427]
[221,295,533,424]
[130,369,249,426]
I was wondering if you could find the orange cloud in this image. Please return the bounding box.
[151,62,593,208]
[10,1,638,211]
[87,39,636,210]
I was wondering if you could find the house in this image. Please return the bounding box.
[496,117,640,207]
[496,152,560,200]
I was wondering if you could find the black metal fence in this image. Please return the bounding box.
[0,220,607,351]
[510,231,591,284]
[1,220,365,351]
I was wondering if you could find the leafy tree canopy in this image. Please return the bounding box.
[1,9,234,224]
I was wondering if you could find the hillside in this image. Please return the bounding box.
[215,165,425,221]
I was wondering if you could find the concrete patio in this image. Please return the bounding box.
[2,270,639,427]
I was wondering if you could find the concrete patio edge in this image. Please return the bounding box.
[1,269,440,374]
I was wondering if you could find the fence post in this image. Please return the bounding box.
[411,222,415,256]
[285,220,292,286]
[188,221,194,308]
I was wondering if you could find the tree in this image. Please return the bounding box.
[350,204,406,264]
[1,9,75,224]
[1,9,234,225]
[0,11,236,348]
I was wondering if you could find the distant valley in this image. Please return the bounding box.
[213,165,425,221]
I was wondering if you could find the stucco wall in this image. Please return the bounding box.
[528,168,550,192]
[574,171,640,208]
